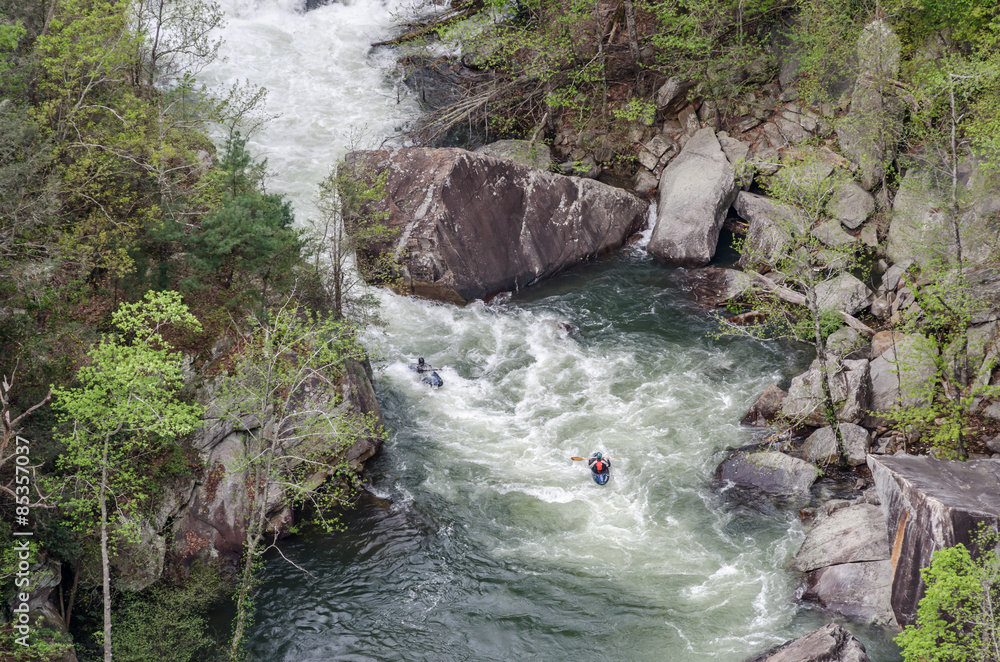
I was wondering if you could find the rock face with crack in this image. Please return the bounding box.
[349,147,648,304]
[868,455,1000,626]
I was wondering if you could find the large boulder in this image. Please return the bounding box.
[800,560,898,626]
[782,358,871,426]
[836,20,904,190]
[800,423,871,466]
[827,180,876,230]
[793,501,891,572]
[350,148,648,304]
[648,128,738,266]
[743,623,872,662]
[815,273,873,315]
[715,450,819,495]
[866,334,938,426]
[887,166,1000,268]
[741,384,788,427]
[734,191,810,271]
[682,267,751,307]
[868,455,1000,626]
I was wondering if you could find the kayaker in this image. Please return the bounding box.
[410,357,434,373]
[588,452,611,485]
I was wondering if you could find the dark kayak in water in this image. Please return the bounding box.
[421,371,443,388]
[409,358,443,388]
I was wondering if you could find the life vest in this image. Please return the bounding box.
[594,461,604,471]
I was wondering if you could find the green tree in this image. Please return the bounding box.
[306,155,396,323]
[218,300,384,660]
[187,135,301,299]
[896,527,1000,662]
[112,562,226,662]
[53,290,203,662]
[880,44,1000,459]
[723,156,873,446]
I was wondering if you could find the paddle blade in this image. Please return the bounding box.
[570,456,586,461]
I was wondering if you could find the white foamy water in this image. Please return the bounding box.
[199,3,901,660]
[200,0,421,214]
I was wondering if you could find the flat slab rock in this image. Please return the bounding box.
[793,501,890,572]
[744,623,871,662]
[801,560,897,627]
[715,450,819,496]
[868,455,1000,626]
[349,148,648,304]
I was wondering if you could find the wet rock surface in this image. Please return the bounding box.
[743,623,872,662]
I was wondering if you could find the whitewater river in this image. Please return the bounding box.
[199,0,902,659]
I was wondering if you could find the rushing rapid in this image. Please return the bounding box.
[199,1,901,660]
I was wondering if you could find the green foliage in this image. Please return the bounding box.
[0,19,26,97]
[1,621,75,662]
[882,264,1000,459]
[112,563,227,662]
[785,0,871,105]
[305,155,398,322]
[220,301,385,659]
[187,135,301,299]
[896,526,1000,662]
[53,290,203,534]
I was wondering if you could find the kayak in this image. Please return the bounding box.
[421,371,444,388]
[592,471,610,485]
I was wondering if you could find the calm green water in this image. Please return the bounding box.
[243,254,901,661]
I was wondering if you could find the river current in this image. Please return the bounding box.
[198,1,901,659]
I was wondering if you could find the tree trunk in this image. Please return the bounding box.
[65,558,81,629]
[806,283,846,460]
[101,436,112,662]
[623,0,641,68]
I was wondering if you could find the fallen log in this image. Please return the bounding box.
[372,0,485,48]
[751,272,875,337]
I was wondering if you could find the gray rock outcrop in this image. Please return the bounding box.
[683,267,751,307]
[170,358,384,564]
[782,358,870,426]
[350,148,648,304]
[868,455,1000,626]
[715,450,819,495]
[827,181,875,229]
[743,623,871,662]
[794,501,891,572]
[741,384,788,427]
[800,560,897,626]
[815,273,873,315]
[648,128,738,266]
[836,20,904,190]
[866,334,938,425]
[734,191,810,271]
[474,139,553,170]
[887,166,1000,268]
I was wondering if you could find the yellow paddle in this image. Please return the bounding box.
[571,456,622,461]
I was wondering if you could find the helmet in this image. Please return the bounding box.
[593,452,602,459]
[418,357,425,365]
